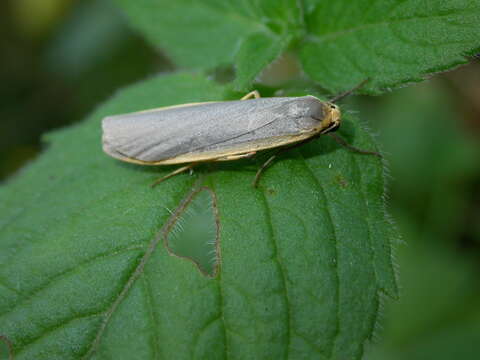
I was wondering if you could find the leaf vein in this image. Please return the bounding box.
[82,185,199,359]
[14,313,101,356]
[208,179,229,359]
[297,152,340,358]
[142,274,161,358]
[258,191,291,359]
[0,246,144,318]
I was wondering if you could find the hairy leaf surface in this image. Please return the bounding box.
[0,73,397,359]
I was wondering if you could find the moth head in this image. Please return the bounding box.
[319,102,341,134]
[288,96,341,134]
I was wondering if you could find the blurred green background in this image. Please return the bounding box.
[0,0,169,180]
[1,0,479,358]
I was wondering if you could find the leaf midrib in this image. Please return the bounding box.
[82,184,196,358]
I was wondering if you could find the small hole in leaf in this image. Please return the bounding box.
[164,187,220,277]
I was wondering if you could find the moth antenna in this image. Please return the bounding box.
[330,78,370,103]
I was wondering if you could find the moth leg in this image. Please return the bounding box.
[216,151,256,161]
[253,154,278,187]
[253,137,317,187]
[151,163,197,188]
[327,133,382,158]
[253,131,382,187]
[241,90,261,100]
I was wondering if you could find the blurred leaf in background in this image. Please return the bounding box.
[356,70,480,360]
[0,0,167,180]
[12,0,76,38]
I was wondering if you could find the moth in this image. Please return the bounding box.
[102,86,377,187]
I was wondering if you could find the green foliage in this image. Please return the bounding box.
[114,0,480,93]
[114,0,303,77]
[0,73,396,359]
[233,32,292,90]
[300,0,480,93]
[1,0,480,359]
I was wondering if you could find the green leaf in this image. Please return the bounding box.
[0,73,397,359]
[112,1,480,94]
[115,0,301,72]
[114,0,480,94]
[233,32,292,91]
[300,0,480,93]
